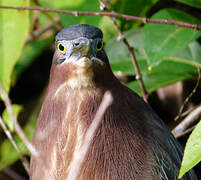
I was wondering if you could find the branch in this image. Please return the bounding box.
[172,105,201,138]
[174,124,196,139]
[98,0,148,102]
[0,6,201,30]
[0,82,53,179]
[67,91,113,180]
[26,17,60,44]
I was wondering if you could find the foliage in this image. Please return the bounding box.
[179,119,201,178]
[0,0,30,93]
[2,104,23,132]
[175,0,201,9]
[0,0,201,178]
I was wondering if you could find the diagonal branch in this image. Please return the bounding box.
[172,105,201,138]
[98,0,148,102]
[0,6,201,30]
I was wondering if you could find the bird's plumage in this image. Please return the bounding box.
[30,24,197,180]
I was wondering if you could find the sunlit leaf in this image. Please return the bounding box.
[179,120,201,178]
[99,16,118,42]
[0,120,36,169]
[60,0,101,28]
[0,0,30,93]
[2,104,23,132]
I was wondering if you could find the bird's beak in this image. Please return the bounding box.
[67,37,91,60]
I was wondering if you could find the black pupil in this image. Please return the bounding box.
[97,41,102,50]
[59,44,64,51]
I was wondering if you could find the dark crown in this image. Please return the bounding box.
[56,24,103,41]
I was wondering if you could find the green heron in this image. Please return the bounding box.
[30,24,197,180]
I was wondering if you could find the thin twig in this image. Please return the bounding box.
[0,6,201,30]
[179,102,201,119]
[0,116,30,174]
[0,82,53,179]
[98,0,148,102]
[172,105,201,137]
[175,68,201,121]
[67,91,113,180]
[33,0,62,31]
[26,17,60,44]
[174,124,196,139]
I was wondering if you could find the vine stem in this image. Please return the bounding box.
[0,6,201,30]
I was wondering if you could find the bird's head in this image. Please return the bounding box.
[50,24,114,89]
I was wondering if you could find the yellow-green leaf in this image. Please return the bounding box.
[0,0,30,93]
[179,120,201,178]
[2,104,23,132]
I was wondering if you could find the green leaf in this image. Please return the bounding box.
[99,16,118,42]
[60,0,101,28]
[110,0,159,30]
[0,89,43,169]
[176,0,201,9]
[2,105,23,132]
[37,0,84,9]
[172,41,201,66]
[12,37,53,84]
[179,120,201,178]
[0,120,36,170]
[105,29,201,95]
[106,29,201,72]
[126,59,196,95]
[142,8,201,67]
[110,59,196,95]
[105,29,146,63]
[0,0,30,93]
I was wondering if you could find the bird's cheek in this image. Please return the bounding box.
[53,51,66,65]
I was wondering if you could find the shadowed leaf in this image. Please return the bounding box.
[142,8,201,67]
[176,0,201,9]
[105,29,201,95]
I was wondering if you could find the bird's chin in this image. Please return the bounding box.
[75,57,93,68]
[75,56,104,68]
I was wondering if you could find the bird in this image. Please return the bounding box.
[30,24,197,180]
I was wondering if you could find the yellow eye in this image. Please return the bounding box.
[57,42,66,54]
[96,40,103,51]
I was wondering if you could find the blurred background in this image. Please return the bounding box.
[0,0,201,179]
